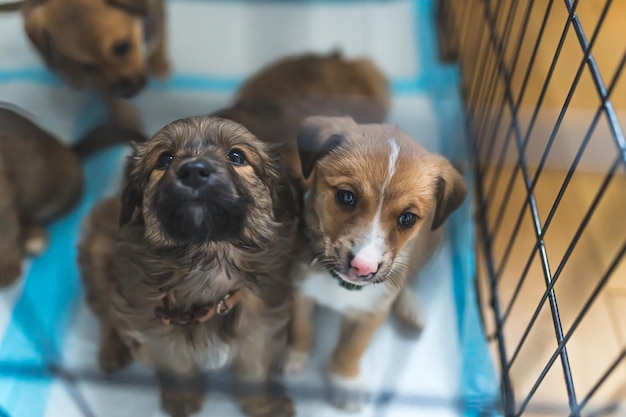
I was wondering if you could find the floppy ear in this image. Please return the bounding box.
[105,0,147,15]
[271,170,302,224]
[119,179,142,227]
[23,5,58,67]
[431,158,468,230]
[119,150,144,227]
[296,116,357,179]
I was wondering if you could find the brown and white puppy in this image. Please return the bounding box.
[77,116,300,417]
[213,50,391,187]
[5,0,170,128]
[0,104,147,287]
[283,116,467,411]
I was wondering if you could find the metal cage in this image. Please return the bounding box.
[437,0,626,415]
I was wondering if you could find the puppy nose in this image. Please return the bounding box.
[349,244,380,278]
[177,160,213,189]
[113,76,146,98]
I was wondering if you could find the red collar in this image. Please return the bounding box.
[154,289,243,326]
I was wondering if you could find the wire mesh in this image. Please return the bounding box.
[438,0,626,415]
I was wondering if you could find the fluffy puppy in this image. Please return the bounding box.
[4,0,170,128]
[0,104,146,287]
[77,116,300,417]
[213,50,391,186]
[283,116,467,411]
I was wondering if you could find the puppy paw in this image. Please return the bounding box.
[282,348,310,375]
[327,373,368,412]
[238,394,295,417]
[393,288,426,335]
[114,110,142,131]
[98,332,133,374]
[161,388,205,417]
[21,225,48,257]
[24,235,47,256]
[0,256,22,288]
[150,55,171,80]
[107,99,143,131]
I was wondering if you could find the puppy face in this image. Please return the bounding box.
[24,0,152,98]
[298,116,467,288]
[120,116,295,248]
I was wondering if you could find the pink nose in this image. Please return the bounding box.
[350,244,380,277]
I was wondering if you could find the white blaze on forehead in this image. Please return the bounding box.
[353,138,400,262]
[386,138,401,182]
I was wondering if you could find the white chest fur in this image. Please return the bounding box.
[197,341,233,371]
[297,268,397,314]
[127,328,234,373]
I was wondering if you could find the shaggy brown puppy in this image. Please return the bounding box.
[77,116,300,417]
[0,105,146,287]
[212,50,391,186]
[2,0,170,128]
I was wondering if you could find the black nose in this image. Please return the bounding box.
[112,76,146,98]
[177,160,213,189]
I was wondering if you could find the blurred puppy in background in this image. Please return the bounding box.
[0,104,147,287]
[1,0,170,128]
[283,116,467,411]
[235,50,390,124]
[213,50,391,188]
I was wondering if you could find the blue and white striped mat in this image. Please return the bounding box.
[0,1,499,416]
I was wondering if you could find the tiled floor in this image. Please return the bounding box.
[477,165,626,416]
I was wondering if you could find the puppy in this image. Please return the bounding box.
[236,50,390,124]
[283,116,467,411]
[4,0,170,128]
[213,50,391,187]
[0,104,147,287]
[77,116,300,417]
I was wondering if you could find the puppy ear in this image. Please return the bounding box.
[119,150,144,227]
[119,180,142,227]
[23,7,58,67]
[296,116,357,179]
[271,172,302,224]
[105,0,146,15]
[431,158,468,230]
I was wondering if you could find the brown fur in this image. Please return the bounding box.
[15,0,170,128]
[212,50,391,187]
[77,116,300,417]
[0,105,146,287]
[285,116,467,410]
[236,50,390,124]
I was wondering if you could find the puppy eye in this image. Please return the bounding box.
[155,151,173,170]
[398,212,418,229]
[227,148,247,166]
[336,189,356,207]
[112,40,131,57]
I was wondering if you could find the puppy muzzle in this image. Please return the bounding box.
[154,157,248,243]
